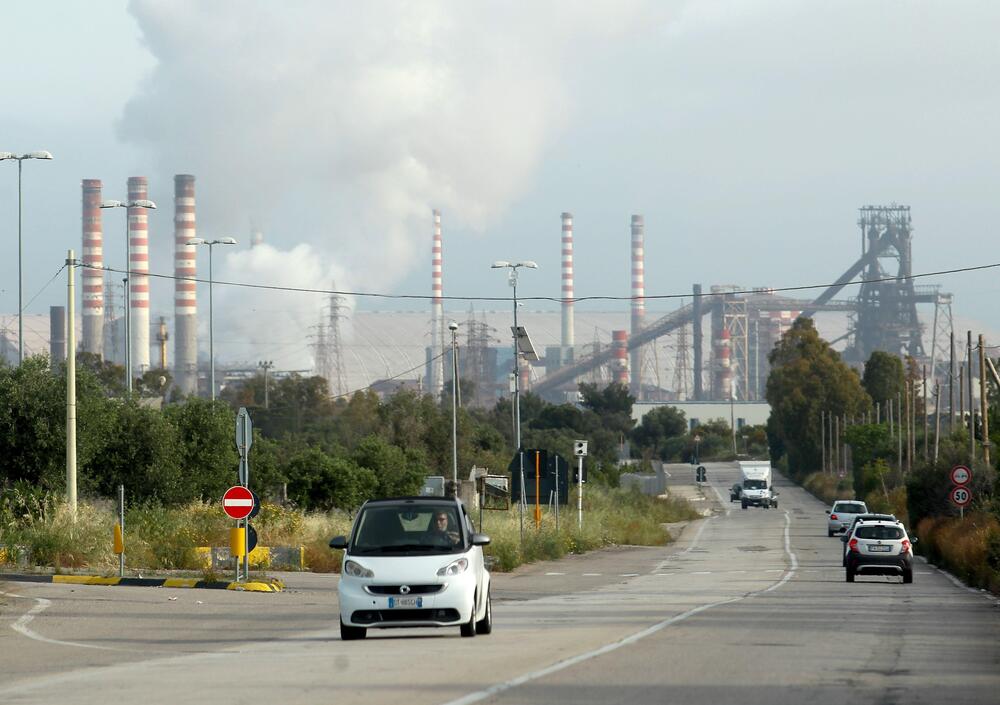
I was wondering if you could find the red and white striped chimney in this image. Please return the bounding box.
[561,212,574,351]
[81,179,104,357]
[613,329,629,386]
[715,328,732,400]
[630,215,645,396]
[174,175,198,395]
[127,177,151,374]
[431,209,444,397]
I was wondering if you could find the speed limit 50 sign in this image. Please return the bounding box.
[950,486,972,507]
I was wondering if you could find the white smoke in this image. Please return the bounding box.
[210,243,353,371]
[120,1,661,292]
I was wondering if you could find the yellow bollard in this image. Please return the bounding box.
[230,527,246,557]
[113,523,124,555]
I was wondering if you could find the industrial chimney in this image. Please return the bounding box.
[127,177,151,376]
[561,212,575,353]
[630,215,645,397]
[430,209,444,398]
[81,179,104,357]
[613,329,629,386]
[173,175,198,395]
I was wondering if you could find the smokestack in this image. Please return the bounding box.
[173,175,198,395]
[630,215,645,397]
[81,179,104,356]
[715,328,732,400]
[49,306,66,365]
[127,177,151,376]
[692,284,703,401]
[431,209,444,397]
[612,330,629,386]
[560,212,574,351]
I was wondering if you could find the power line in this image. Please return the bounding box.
[329,349,447,401]
[76,260,1000,304]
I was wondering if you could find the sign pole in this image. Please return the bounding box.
[554,456,559,533]
[577,455,583,531]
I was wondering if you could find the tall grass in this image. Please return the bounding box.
[916,512,1000,593]
[0,485,699,575]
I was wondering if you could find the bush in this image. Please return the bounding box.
[916,512,1000,593]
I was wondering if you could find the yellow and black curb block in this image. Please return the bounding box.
[0,573,284,592]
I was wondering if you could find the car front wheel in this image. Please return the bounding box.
[902,568,913,584]
[340,618,366,641]
[460,594,478,637]
[475,590,493,635]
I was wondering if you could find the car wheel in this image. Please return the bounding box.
[845,565,855,583]
[827,529,835,537]
[741,500,747,510]
[340,618,366,641]
[902,568,913,584]
[460,594,477,637]
[475,590,493,635]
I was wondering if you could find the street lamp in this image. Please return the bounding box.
[449,320,459,489]
[188,237,237,400]
[490,259,537,539]
[99,197,157,393]
[1,150,53,363]
[258,360,274,409]
[693,434,702,464]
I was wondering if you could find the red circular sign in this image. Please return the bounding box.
[222,485,255,520]
[950,486,972,507]
[950,465,972,486]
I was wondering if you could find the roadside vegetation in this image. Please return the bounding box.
[766,318,1000,593]
[0,483,699,576]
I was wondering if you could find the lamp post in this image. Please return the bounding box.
[188,237,237,400]
[99,197,156,393]
[490,260,537,540]
[1,150,53,363]
[449,320,460,489]
[258,360,274,409]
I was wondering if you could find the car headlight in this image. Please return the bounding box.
[437,557,469,576]
[343,560,374,578]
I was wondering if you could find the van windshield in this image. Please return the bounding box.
[744,480,767,490]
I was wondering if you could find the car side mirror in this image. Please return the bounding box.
[471,533,491,546]
[825,510,830,514]
[329,535,348,550]
[910,536,918,544]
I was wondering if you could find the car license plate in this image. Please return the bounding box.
[869,545,892,552]
[388,596,422,608]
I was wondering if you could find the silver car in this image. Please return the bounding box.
[845,520,916,583]
[826,500,868,536]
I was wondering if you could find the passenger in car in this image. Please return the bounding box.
[429,511,461,546]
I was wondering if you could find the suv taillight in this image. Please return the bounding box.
[848,538,859,552]
[830,513,839,520]
[901,539,911,554]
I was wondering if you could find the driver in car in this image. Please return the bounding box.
[428,511,461,546]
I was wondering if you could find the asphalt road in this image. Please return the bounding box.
[2,462,998,705]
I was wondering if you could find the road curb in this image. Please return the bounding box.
[0,573,284,592]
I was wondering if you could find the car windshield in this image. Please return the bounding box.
[835,503,866,514]
[351,505,463,554]
[855,525,904,540]
[744,480,767,489]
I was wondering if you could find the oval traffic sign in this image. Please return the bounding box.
[222,485,255,520]
[950,486,972,507]
[950,465,972,486]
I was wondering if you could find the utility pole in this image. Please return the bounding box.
[979,334,990,467]
[821,410,826,474]
[968,331,975,462]
[949,331,955,434]
[258,360,273,409]
[66,251,77,518]
[923,364,929,461]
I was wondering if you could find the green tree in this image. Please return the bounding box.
[861,351,904,406]
[163,398,238,501]
[284,447,376,510]
[352,435,426,498]
[765,318,871,478]
[631,406,687,459]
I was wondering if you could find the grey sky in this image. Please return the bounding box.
[1,1,998,370]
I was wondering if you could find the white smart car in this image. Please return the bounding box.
[329,496,492,640]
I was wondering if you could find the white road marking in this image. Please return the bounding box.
[545,572,565,576]
[581,573,601,576]
[2,590,123,652]
[442,511,799,705]
[692,571,712,575]
[619,573,639,577]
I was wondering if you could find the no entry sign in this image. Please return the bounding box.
[223,486,255,520]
